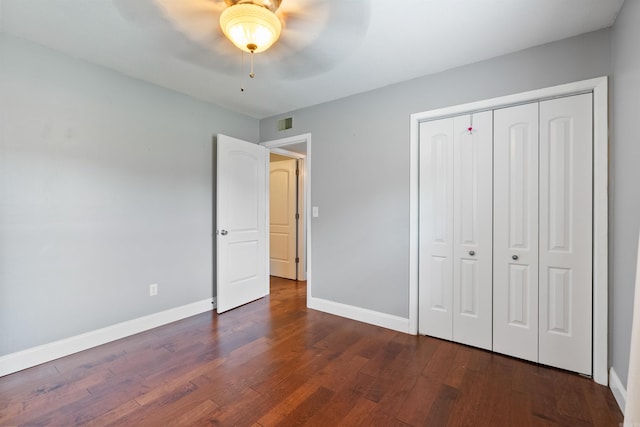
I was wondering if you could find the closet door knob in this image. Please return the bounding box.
[512,255,519,260]
[469,250,475,256]
[220,230,228,236]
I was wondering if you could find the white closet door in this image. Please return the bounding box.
[493,103,539,362]
[452,112,493,350]
[538,93,593,375]
[419,117,454,339]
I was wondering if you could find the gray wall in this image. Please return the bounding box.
[0,35,258,356]
[260,29,612,321]
[611,0,640,388]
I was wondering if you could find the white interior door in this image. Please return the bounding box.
[538,93,593,375]
[452,112,493,350]
[419,117,454,339]
[493,102,539,363]
[269,157,297,280]
[216,134,269,313]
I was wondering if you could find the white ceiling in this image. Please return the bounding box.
[0,0,625,119]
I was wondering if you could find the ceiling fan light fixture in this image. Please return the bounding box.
[220,3,282,53]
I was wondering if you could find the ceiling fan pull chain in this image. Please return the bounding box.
[249,49,255,79]
[240,51,245,92]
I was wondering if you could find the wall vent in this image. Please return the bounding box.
[278,117,293,131]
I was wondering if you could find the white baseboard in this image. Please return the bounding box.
[0,298,214,377]
[307,296,410,333]
[610,367,627,413]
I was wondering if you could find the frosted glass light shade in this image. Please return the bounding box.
[219,3,282,53]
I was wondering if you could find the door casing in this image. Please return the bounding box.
[261,134,312,295]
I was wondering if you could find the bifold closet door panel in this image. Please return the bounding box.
[452,112,493,350]
[419,117,454,339]
[538,93,593,375]
[493,102,539,363]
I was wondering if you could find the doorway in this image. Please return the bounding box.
[261,134,312,296]
[269,152,303,281]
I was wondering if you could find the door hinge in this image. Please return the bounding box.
[295,213,300,220]
[295,257,300,263]
[296,168,300,176]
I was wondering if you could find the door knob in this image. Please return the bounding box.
[512,255,519,260]
[220,230,228,236]
[469,250,475,256]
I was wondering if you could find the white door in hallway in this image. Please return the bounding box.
[269,157,297,280]
[216,134,269,313]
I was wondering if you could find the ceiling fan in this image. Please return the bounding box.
[114,0,371,80]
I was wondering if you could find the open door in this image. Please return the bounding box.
[216,134,269,313]
[269,156,298,280]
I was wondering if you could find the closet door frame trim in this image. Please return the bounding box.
[409,76,608,385]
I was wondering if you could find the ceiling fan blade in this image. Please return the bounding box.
[152,0,227,45]
[266,0,372,79]
[113,0,242,71]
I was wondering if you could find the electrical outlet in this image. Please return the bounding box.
[149,283,158,296]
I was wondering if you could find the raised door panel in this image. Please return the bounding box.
[452,111,493,350]
[419,117,454,339]
[493,103,539,362]
[538,93,593,375]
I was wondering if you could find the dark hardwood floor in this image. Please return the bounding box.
[1,277,623,426]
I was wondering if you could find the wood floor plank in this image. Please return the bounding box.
[531,371,562,423]
[335,397,379,427]
[182,378,262,426]
[255,380,322,425]
[582,375,627,426]
[302,387,366,426]
[368,335,439,417]
[475,354,513,427]
[164,399,219,427]
[0,367,114,425]
[507,390,532,427]
[443,346,472,389]
[394,373,441,425]
[444,369,487,427]
[273,385,334,427]
[83,399,142,427]
[395,338,459,425]
[198,372,310,426]
[424,383,460,426]
[555,371,592,423]
[105,381,201,427]
[0,277,623,426]
[0,363,60,393]
[27,373,149,426]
